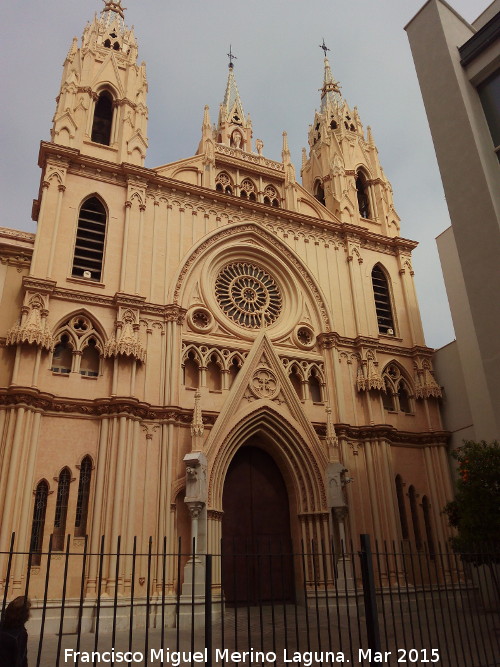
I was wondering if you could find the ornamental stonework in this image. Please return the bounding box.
[215,262,282,329]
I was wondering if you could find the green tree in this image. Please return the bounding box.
[444,440,500,554]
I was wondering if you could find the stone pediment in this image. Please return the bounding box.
[203,331,326,469]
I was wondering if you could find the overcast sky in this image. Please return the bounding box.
[0,0,490,348]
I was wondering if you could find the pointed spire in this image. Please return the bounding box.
[320,56,342,111]
[191,390,204,440]
[221,58,246,125]
[325,406,338,449]
[282,131,291,163]
[217,49,252,151]
[202,104,211,131]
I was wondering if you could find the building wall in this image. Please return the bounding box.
[406,0,500,442]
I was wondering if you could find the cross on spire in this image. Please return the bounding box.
[227,45,237,69]
[319,39,330,58]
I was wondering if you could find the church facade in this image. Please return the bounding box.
[0,1,452,609]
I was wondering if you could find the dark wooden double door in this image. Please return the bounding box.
[222,446,294,604]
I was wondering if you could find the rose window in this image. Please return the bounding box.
[215,263,282,329]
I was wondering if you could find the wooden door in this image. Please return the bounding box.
[222,446,294,604]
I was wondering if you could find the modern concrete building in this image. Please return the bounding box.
[0,0,451,621]
[406,0,500,448]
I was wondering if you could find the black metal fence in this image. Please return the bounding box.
[0,534,499,666]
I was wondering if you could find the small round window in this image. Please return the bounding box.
[215,262,282,329]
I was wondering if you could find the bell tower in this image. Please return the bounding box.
[301,44,400,237]
[51,0,148,166]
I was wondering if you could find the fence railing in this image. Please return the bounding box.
[0,534,499,667]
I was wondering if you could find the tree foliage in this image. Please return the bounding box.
[443,440,500,555]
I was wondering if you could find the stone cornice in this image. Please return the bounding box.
[318,332,436,357]
[0,387,445,447]
[22,276,57,294]
[36,142,419,253]
[315,422,449,447]
[0,387,218,423]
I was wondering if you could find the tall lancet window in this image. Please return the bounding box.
[372,264,395,335]
[72,197,107,281]
[30,480,49,566]
[356,172,371,219]
[91,91,114,145]
[314,180,326,206]
[53,467,71,551]
[75,456,92,537]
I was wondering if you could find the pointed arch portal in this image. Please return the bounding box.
[222,442,294,604]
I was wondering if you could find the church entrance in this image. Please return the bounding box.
[222,445,294,604]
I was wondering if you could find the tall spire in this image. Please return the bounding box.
[217,48,252,151]
[221,57,246,126]
[320,56,342,111]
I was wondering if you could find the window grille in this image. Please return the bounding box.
[53,468,71,551]
[30,481,48,566]
[72,197,107,281]
[372,265,395,334]
[75,457,92,537]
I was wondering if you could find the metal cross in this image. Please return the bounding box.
[227,45,237,67]
[319,39,330,57]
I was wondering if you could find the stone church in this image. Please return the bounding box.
[0,0,452,608]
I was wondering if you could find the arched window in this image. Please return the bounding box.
[228,356,242,387]
[51,334,73,374]
[289,366,303,399]
[356,172,371,219]
[91,91,114,145]
[53,467,71,551]
[314,180,326,206]
[183,350,199,389]
[371,265,395,335]
[80,338,100,377]
[382,363,413,414]
[206,353,222,391]
[240,179,256,201]
[408,485,422,551]
[395,475,409,539]
[421,496,435,558]
[308,369,322,403]
[30,480,49,566]
[397,383,412,414]
[215,172,233,195]
[75,456,92,537]
[382,377,396,411]
[263,185,280,207]
[72,197,107,281]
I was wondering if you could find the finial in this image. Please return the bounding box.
[282,131,291,162]
[191,389,204,439]
[325,405,338,449]
[227,45,237,69]
[319,38,330,58]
